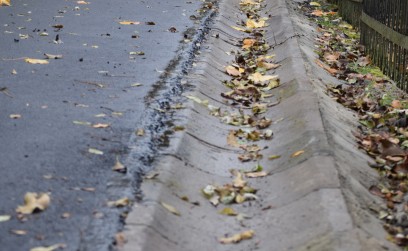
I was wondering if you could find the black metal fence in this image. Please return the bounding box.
[327,0,408,92]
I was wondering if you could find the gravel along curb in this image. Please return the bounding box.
[122,0,399,250]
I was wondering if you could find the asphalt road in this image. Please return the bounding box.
[0,0,208,250]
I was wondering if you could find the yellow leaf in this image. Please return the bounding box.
[225,65,241,76]
[16,193,50,214]
[0,215,11,222]
[268,155,281,160]
[219,207,238,216]
[309,1,321,6]
[24,58,49,64]
[262,79,280,91]
[240,0,257,5]
[0,0,10,6]
[92,123,110,128]
[88,148,103,155]
[219,230,255,244]
[231,26,246,32]
[77,0,89,4]
[160,202,180,216]
[108,197,130,207]
[246,19,266,29]
[119,20,140,25]
[291,150,305,157]
[248,72,278,84]
[30,243,65,251]
[231,170,247,188]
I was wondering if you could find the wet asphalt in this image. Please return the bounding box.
[0,0,206,250]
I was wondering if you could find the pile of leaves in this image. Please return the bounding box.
[301,0,408,247]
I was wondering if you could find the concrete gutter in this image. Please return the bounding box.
[122,0,399,250]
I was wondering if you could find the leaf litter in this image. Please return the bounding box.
[191,0,282,244]
[300,0,408,247]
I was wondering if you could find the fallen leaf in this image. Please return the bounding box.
[9,114,21,119]
[119,20,140,25]
[11,69,17,74]
[242,38,256,49]
[309,1,321,6]
[61,212,70,219]
[231,170,247,188]
[130,83,142,87]
[291,150,304,157]
[77,0,89,4]
[219,230,255,244]
[248,72,278,83]
[112,157,126,173]
[0,215,11,222]
[115,232,127,247]
[219,207,238,216]
[25,58,49,64]
[225,65,241,76]
[145,172,159,179]
[73,121,91,126]
[108,197,130,207]
[88,148,103,155]
[246,19,266,29]
[11,229,27,235]
[160,202,180,216]
[391,100,402,109]
[185,95,208,105]
[227,130,241,147]
[92,123,110,128]
[245,171,268,178]
[16,192,51,214]
[81,187,95,192]
[0,0,11,6]
[268,155,281,160]
[30,243,65,251]
[136,128,144,136]
[44,53,62,59]
[129,51,145,55]
[231,26,246,32]
[52,24,64,29]
[145,21,156,25]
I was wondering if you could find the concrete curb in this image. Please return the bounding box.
[122,0,398,250]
